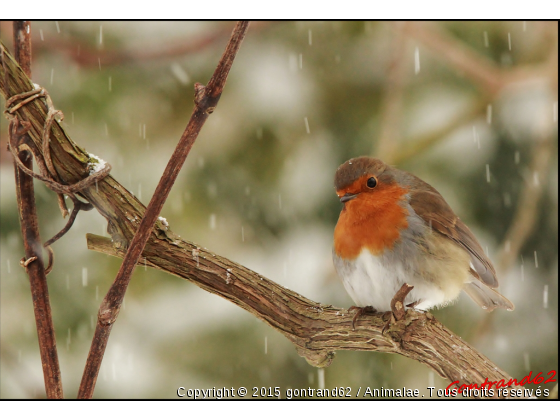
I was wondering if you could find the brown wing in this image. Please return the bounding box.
[408,187,499,288]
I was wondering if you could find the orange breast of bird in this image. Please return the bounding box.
[334,178,409,260]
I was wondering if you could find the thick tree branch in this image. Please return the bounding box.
[86,233,522,399]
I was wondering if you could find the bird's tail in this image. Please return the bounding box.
[463,280,515,311]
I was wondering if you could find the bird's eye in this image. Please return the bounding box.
[366,177,377,189]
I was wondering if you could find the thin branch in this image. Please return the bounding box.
[12,22,32,76]
[9,21,63,399]
[77,21,250,399]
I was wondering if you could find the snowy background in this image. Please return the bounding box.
[0,21,557,399]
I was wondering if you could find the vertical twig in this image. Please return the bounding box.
[77,21,250,399]
[11,20,63,399]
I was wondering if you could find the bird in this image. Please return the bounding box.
[332,156,514,321]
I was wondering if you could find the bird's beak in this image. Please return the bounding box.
[340,192,359,203]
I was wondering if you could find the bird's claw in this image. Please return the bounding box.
[381,313,396,335]
[348,305,376,330]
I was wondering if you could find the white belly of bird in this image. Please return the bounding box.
[335,248,450,312]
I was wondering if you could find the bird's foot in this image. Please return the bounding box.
[348,305,377,330]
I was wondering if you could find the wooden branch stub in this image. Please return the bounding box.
[391,283,414,321]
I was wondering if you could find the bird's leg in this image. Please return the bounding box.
[348,306,376,330]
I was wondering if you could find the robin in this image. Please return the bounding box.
[333,157,514,322]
